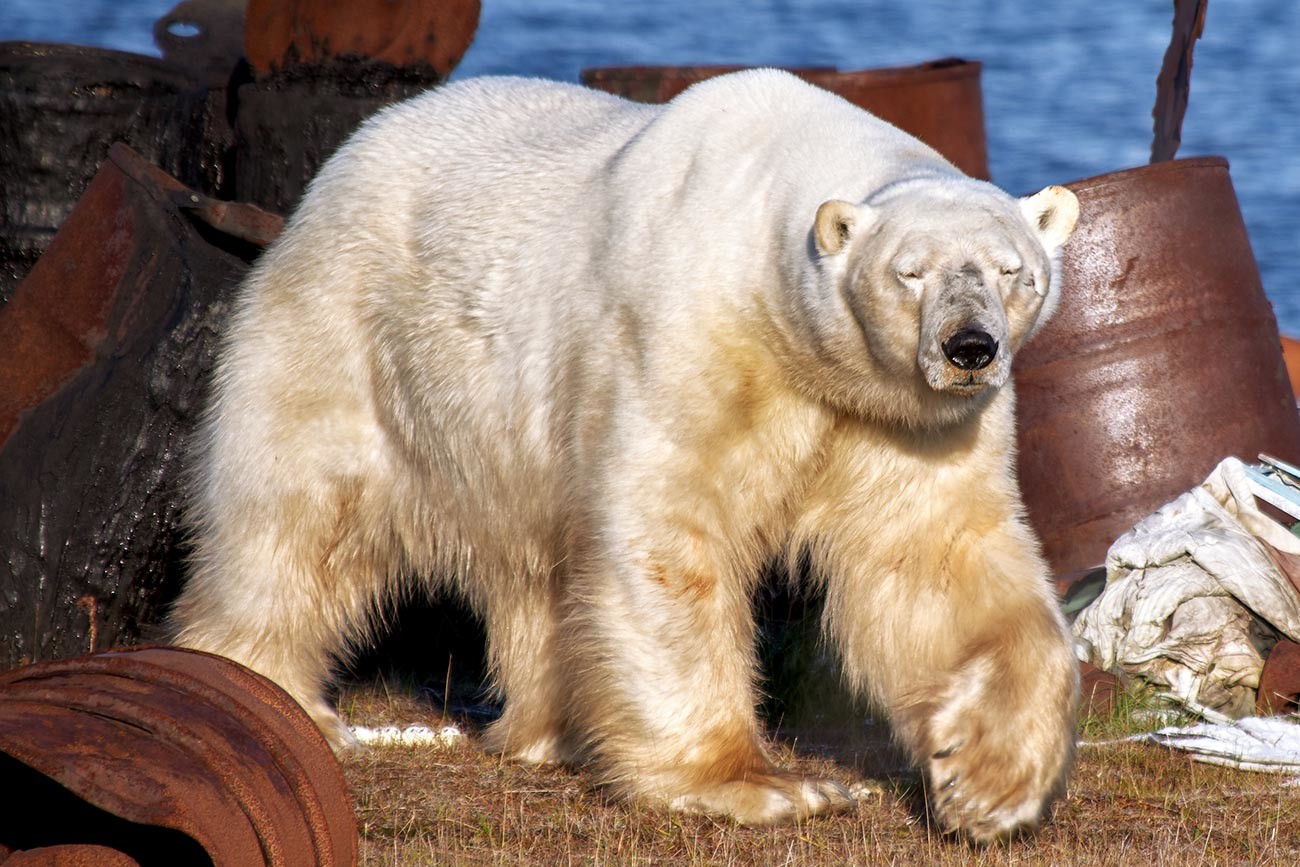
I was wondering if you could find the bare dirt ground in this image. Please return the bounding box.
[337,681,1300,866]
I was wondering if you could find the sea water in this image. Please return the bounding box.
[3,0,1299,332]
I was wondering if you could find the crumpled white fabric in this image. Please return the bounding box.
[1073,457,1300,719]
[1137,716,1300,775]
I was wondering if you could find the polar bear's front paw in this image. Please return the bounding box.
[668,771,856,825]
[926,737,1055,842]
[918,657,1075,842]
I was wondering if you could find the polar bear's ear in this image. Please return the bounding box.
[1019,185,1080,253]
[813,199,863,256]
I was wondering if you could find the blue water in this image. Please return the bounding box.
[4,1,1300,332]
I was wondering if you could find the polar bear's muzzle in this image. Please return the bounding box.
[919,318,1012,397]
[916,269,1016,396]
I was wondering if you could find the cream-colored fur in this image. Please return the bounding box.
[170,70,1081,840]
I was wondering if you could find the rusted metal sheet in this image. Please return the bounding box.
[582,63,832,103]
[0,42,225,302]
[0,646,356,865]
[1281,336,1300,399]
[2,845,141,866]
[1151,0,1208,163]
[244,0,481,77]
[581,58,989,180]
[0,144,282,668]
[1079,662,1119,716]
[1014,157,1300,576]
[1257,640,1300,715]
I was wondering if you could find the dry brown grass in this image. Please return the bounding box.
[338,681,1300,866]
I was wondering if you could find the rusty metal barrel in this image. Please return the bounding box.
[0,646,356,865]
[1014,157,1300,576]
[581,58,989,180]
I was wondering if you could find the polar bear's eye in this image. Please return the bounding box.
[999,265,1021,278]
[896,268,923,282]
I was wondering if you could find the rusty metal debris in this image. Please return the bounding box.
[1151,0,1209,163]
[0,646,356,865]
[1258,640,1300,715]
[1014,157,1300,577]
[583,58,990,180]
[243,0,481,77]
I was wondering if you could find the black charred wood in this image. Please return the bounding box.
[232,57,444,214]
[0,145,282,668]
[0,42,233,303]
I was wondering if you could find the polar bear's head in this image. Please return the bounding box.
[804,179,1078,425]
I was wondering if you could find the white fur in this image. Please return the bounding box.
[171,71,1080,840]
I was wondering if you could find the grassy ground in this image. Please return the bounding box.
[337,681,1300,866]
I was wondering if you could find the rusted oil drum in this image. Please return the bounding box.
[581,58,989,180]
[0,646,356,865]
[0,42,215,302]
[1014,157,1300,577]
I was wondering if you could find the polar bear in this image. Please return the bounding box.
[171,70,1081,840]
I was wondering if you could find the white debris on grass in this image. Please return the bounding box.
[1073,457,1300,719]
[1118,715,1300,778]
[350,722,466,748]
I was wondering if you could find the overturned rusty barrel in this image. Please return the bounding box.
[1014,157,1300,576]
[581,58,989,180]
[0,42,220,301]
[0,646,356,865]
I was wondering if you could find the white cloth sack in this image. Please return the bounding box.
[1073,457,1300,719]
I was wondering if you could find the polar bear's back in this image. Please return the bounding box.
[307,77,654,225]
[226,72,965,507]
[303,70,956,254]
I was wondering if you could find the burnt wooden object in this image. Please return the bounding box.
[234,0,480,214]
[232,58,444,214]
[0,145,282,669]
[0,42,229,303]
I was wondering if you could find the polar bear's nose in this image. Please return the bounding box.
[942,329,998,371]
